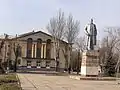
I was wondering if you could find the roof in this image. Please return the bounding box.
[12,29,68,43]
[19,30,52,38]
[0,35,15,41]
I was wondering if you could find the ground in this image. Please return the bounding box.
[0,73,21,90]
[17,73,120,90]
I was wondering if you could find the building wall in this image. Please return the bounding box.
[0,40,11,63]
[18,41,67,69]
[15,32,69,71]
[0,31,69,71]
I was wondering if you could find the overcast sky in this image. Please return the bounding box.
[0,0,120,39]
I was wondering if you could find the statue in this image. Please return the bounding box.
[85,19,97,50]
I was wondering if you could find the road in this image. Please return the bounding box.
[17,73,120,90]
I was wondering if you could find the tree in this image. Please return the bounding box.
[65,14,80,44]
[0,40,6,73]
[75,36,86,52]
[65,14,80,73]
[74,36,86,74]
[0,34,10,73]
[47,10,80,73]
[99,27,120,76]
[13,35,21,72]
[47,9,66,71]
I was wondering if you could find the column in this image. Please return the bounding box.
[53,42,56,59]
[32,44,34,58]
[24,44,27,57]
[51,43,54,58]
[44,44,46,58]
[35,44,37,58]
[41,44,43,58]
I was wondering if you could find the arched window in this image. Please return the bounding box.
[46,39,51,59]
[27,38,33,58]
[17,59,21,65]
[36,38,42,58]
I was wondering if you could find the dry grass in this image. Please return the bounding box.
[0,73,21,90]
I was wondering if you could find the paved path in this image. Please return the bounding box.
[17,73,120,90]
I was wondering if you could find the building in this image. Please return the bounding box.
[0,30,70,72]
[0,34,13,72]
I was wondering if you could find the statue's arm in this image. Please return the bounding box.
[85,25,90,36]
[94,24,97,35]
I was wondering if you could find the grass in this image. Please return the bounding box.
[0,83,21,90]
[0,73,21,90]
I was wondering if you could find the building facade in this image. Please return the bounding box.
[5,30,69,71]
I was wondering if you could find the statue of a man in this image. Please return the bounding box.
[85,19,97,50]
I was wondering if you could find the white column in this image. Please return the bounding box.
[32,44,34,58]
[53,42,56,59]
[35,44,37,58]
[24,45,27,57]
[44,44,46,58]
[41,44,43,58]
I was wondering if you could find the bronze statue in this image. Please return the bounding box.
[85,19,97,50]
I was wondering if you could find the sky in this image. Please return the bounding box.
[0,0,120,40]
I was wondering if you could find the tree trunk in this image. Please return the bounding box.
[0,61,5,74]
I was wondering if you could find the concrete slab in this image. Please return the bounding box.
[17,73,120,90]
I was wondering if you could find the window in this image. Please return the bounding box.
[17,45,22,57]
[36,39,42,58]
[8,45,10,47]
[46,61,50,68]
[27,61,31,66]
[27,38,33,58]
[18,59,21,65]
[46,39,51,59]
[36,61,41,66]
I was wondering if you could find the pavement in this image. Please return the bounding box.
[69,75,117,81]
[17,73,120,90]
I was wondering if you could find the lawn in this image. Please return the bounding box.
[0,73,21,90]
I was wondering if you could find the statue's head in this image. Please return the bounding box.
[90,19,93,24]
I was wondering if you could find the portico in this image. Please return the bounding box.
[13,30,68,71]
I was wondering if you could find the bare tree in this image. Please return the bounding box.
[65,14,80,43]
[99,27,120,76]
[0,40,6,73]
[75,36,86,52]
[47,10,80,73]
[0,34,10,73]
[47,9,66,71]
[73,36,86,74]
[47,9,65,39]
[65,14,80,73]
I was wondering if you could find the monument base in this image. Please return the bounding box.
[81,50,99,77]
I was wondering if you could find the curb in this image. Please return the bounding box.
[16,73,22,90]
[69,76,117,81]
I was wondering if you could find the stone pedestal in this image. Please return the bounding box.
[81,50,99,77]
